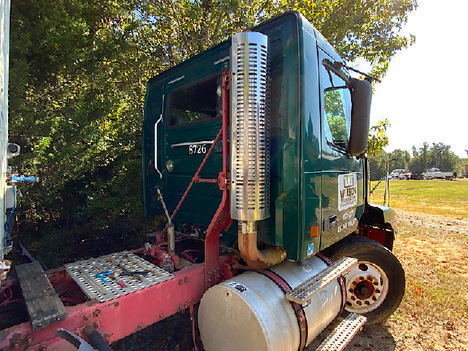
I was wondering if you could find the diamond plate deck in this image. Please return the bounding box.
[65,251,174,302]
[316,313,367,351]
[286,256,357,305]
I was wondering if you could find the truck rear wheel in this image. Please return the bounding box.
[324,236,405,324]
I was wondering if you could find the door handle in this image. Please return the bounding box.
[323,215,337,231]
[154,114,163,179]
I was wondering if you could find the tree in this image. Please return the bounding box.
[429,143,459,172]
[366,118,391,180]
[367,119,390,156]
[368,151,388,181]
[133,0,417,76]
[409,142,459,174]
[9,0,154,265]
[367,149,410,181]
[388,149,411,170]
[409,142,430,174]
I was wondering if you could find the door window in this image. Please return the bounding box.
[321,64,352,148]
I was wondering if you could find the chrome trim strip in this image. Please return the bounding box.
[171,140,215,148]
[213,56,229,65]
[167,75,185,85]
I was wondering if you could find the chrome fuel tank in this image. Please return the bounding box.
[199,255,342,351]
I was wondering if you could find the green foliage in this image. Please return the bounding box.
[133,0,417,73]
[367,118,390,156]
[390,149,412,169]
[368,148,411,181]
[368,151,387,181]
[369,143,460,181]
[286,0,418,77]
[9,0,155,266]
[8,0,417,266]
[457,158,468,177]
[409,142,459,174]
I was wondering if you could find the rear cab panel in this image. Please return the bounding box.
[143,43,229,227]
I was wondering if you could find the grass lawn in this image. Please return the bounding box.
[369,178,468,219]
[388,214,468,350]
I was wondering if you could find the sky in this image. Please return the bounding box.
[370,0,468,158]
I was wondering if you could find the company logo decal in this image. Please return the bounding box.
[338,173,357,211]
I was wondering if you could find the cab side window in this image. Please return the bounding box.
[168,75,222,127]
[321,63,352,148]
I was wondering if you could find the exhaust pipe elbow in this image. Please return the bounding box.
[238,222,287,270]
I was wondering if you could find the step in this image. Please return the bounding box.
[316,313,367,351]
[65,251,174,302]
[286,256,357,305]
[16,261,67,330]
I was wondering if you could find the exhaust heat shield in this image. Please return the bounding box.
[230,32,270,221]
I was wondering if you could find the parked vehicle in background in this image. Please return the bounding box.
[464,164,468,178]
[389,169,412,180]
[422,167,456,180]
[410,172,423,180]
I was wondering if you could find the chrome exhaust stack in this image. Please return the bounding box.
[230,32,286,268]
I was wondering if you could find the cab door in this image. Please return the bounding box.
[318,48,364,250]
[162,74,224,227]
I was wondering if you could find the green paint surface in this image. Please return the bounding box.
[143,12,366,260]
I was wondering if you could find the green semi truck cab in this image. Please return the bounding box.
[143,12,394,260]
[142,11,404,350]
[0,10,404,351]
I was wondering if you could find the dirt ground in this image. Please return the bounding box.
[113,210,468,351]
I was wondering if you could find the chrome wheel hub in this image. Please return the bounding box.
[345,261,389,313]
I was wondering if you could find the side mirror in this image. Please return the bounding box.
[348,78,372,156]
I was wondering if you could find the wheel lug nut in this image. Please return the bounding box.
[348,288,354,293]
[372,296,377,301]
[376,289,381,293]
[357,300,362,305]
[373,281,378,286]
[365,301,370,305]
[359,276,364,281]
[351,296,356,301]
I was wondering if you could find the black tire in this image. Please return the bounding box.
[323,236,405,324]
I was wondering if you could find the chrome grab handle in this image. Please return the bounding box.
[154,114,163,179]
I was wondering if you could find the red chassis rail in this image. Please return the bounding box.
[0,257,237,350]
[0,72,233,350]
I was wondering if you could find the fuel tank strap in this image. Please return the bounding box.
[316,253,347,313]
[258,269,308,351]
